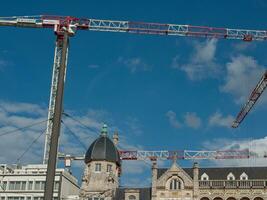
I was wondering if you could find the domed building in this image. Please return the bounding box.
[78,125,267,200]
[80,124,121,200]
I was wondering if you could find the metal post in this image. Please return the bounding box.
[44,32,69,200]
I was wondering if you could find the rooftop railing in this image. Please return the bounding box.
[199,180,266,189]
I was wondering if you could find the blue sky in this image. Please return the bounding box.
[1,0,267,186]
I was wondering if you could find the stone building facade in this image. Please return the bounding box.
[80,126,267,200]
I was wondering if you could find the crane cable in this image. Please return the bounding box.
[61,120,87,150]
[62,112,99,137]
[0,118,49,137]
[0,129,46,192]
[16,130,45,164]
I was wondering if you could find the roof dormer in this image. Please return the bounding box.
[201,173,209,181]
[227,172,235,180]
[240,172,248,180]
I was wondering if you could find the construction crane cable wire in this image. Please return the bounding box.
[16,130,45,164]
[61,120,87,150]
[62,112,99,137]
[0,118,50,137]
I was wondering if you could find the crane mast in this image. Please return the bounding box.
[0,14,266,200]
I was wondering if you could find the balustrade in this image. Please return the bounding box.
[199,180,266,189]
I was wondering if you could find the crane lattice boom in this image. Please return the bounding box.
[58,149,250,163]
[232,71,267,128]
[1,15,267,41]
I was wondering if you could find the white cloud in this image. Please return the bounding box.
[118,57,151,73]
[203,136,267,167]
[166,110,182,129]
[0,101,47,116]
[221,55,266,104]
[0,102,47,164]
[166,111,203,129]
[184,112,202,129]
[0,100,149,184]
[208,112,235,128]
[178,39,221,80]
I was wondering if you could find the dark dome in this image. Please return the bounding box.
[85,125,121,166]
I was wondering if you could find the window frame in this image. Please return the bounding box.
[95,163,102,172]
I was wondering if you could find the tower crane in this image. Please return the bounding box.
[232,70,267,128]
[58,149,251,169]
[0,15,266,200]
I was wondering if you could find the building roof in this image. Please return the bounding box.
[157,166,267,180]
[114,188,151,200]
[84,125,121,166]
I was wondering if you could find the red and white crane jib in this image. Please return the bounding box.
[118,149,250,161]
[1,15,267,41]
[232,71,267,128]
[59,150,250,166]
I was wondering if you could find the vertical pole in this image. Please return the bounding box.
[44,32,69,200]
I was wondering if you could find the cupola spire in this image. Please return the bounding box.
[101,124,108,136]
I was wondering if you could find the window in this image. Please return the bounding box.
[95,163,101,172]
[35,181,41,190]
[129,195,136,200]
[28,181,33,190]
[9,181,15,190]
[107,164,112,172]
[7,181,27,191]
[7,197,25,200]
[21,181,26,190]
[54,181,60,190]
[2,181,7,190]
[33,197,43,200]
[40,182,45,190]
[170,179,181,190]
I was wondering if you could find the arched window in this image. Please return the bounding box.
[170,178,181,190]
[254,198,264,200]
[240,198,250,200]
[213,198,223,200]
[226,198,236,200]
[200,198,209,200]
[129,195,136,200]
